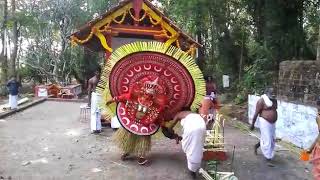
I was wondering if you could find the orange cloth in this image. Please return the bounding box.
[311,143,320,180]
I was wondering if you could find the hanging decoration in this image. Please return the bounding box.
[70,4,193,53]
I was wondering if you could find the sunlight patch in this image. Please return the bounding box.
[64,129,80,136]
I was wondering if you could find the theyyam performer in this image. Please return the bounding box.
[68,0,206,167]
[101,42,206,165]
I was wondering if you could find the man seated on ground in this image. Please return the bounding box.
[162,108,206,179]
[250,87,278,166]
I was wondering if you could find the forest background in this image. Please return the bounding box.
[0,0,319,103]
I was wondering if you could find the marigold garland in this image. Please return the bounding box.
[70,31,94,44]
[112,11,127,24]
[175,39,180,49]
[149,15,162,25]
[71,8,184,52]
[128,8,147,22]
[186,44,196,57]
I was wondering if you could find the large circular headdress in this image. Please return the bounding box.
[97,41,205,135]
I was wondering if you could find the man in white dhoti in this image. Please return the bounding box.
[164,110,206,179]
[6,77,21,110]
[251,87,278,166]
[88,67,102,134]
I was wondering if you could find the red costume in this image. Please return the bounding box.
[112,75,168,135]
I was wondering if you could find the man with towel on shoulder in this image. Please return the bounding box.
[250,87,278,166]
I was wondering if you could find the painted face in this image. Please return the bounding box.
[144,77,159,95]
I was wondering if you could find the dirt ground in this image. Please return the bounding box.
[0,101,313,180]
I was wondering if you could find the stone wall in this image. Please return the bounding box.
[278,60,320,106]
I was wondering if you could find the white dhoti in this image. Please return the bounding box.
[259,117,276,159]
[111,116,121,129]
[9,95,18,109]
[181,114,206,172]
[90,92,102,132]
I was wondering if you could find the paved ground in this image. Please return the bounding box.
[0,101,313,180]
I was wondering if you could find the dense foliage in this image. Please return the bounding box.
[159,0,320,100]
[0,0,117,88]
[1,0,319,99]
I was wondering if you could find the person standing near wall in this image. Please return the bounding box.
[307,97,320,179]
[6,76,21,110]
[250,87,278,166]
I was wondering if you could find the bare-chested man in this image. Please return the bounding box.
[250,87,278,165]
[88,67,102,134]
[199,96,215,129]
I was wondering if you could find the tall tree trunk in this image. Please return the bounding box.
[0,0,8,88]
[194,5,206,72]
[10,0,18,78]
[52,60,59,83]
[317,25,320,61]
[239,31,245,81]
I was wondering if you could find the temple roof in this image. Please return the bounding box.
[70,0,201,52]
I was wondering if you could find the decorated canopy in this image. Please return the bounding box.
[70,0,205,135]
[70,0,201,58]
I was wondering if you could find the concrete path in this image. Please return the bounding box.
[0,101,312,180]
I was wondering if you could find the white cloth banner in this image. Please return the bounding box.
[248,94,318,149]
[222,75,229,88]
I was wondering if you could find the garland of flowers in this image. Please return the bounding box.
[175,39,180,49]
[186,44,196,57]
[112,11,127,24]
[71,31,94,45]
[128,8,147,22]
[149,15,162,25]
[99,23,111,32]
[71,9,179,51]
